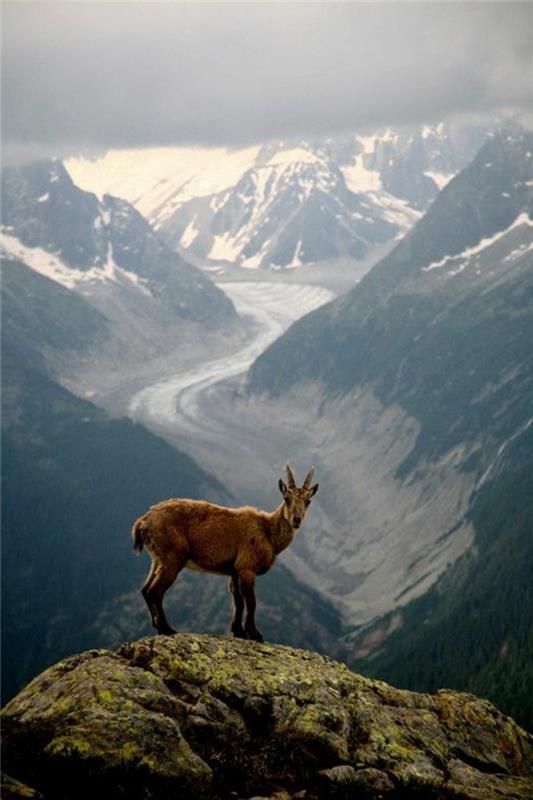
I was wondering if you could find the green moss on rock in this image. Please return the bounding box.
[2,633,532,799]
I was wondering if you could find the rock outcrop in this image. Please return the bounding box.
[2,634,532,799]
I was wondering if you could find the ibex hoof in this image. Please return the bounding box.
[157,626,177,636]
[248,630,264,643]
[231,627,248,639]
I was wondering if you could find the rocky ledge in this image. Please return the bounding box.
[2,634,532,799]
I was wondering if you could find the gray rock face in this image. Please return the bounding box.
[2,634,532,800]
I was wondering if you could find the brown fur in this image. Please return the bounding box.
[132,466,318,641]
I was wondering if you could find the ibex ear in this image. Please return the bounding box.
[309,483,319,497]
[279,479,288,496]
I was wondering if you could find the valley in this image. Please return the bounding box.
[4,0,533,741]
[127,281,335,441]
[34,128,533,642]
[2,125,532,728]
[93,271,478,635]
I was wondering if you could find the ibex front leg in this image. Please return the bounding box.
[228,575,246,639]
[239,570,264,642]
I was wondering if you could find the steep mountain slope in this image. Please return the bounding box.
[1,160,243,393]
[352,427,533,731]
[66,121,489,270]
[1,341,223,703]
[1,257,108,376]
[244,129,532,646]
[249,130,533,461]
[1,257,344,703]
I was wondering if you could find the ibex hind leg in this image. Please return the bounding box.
[141,560,159,631]
[143,554,185,635]
[228,576,247,639]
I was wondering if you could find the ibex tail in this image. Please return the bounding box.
[132,518,145,553]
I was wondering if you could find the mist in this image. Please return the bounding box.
[3,2,532,161]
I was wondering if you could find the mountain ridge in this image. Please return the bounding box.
[65,121,491,271]
[1,159,237,325]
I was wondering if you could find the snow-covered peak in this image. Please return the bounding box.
[66,145,261,223]
[265,147,319,167]
[64,121,494,271]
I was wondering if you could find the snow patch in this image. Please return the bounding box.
[424,170,454,191]
[1,232,83,288]
[251,167,272,209]
[357,134,378,154]
[180,217,200,248]
[0,232,151,296]
[369,192,422,229]
[503,241,533,262]
[341,142,382,194]
[287,240,303,268]
[207,232,241,263]
[422,212,533,273]
[37,193,50,203]
[241,248,266,269]
[266,148,318,167]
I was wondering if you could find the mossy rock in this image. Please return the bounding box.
[2,634,532,799]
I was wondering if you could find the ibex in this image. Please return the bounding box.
[132,466,318,642]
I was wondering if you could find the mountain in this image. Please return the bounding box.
[1,160,243,396]
[352,426,533,731]
[244,128,533,722]
[3,634,532,800]
[1,255,344,703]
[1,256,109,380]
[0,257,223,698]
[249,127,533,452]
[65,121,490,271]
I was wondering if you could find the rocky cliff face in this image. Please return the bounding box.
[2,634,532,800]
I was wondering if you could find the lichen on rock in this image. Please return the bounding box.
[2,634,532,799]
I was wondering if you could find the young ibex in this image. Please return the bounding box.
[132,465,318,642]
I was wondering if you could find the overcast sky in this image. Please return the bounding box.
[2,1,533,161]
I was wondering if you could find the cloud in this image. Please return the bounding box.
[2,2,533,159]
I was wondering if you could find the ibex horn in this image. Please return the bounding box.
[303,467,315,490]
[286,464,296,489]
